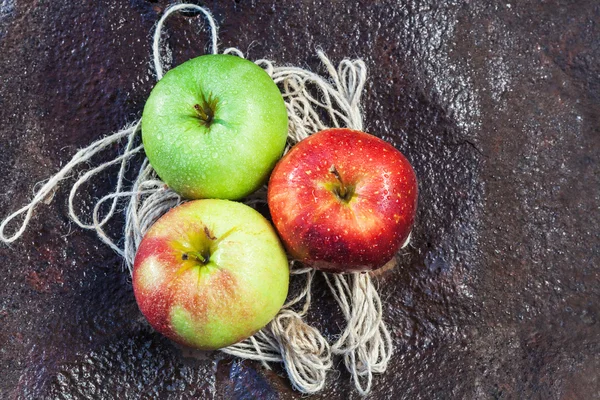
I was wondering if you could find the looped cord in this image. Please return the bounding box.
[0,122,137,244]
[323,273,393,395]
[153,3,219,80]
[0,3,396,395]
[255,52,367,144]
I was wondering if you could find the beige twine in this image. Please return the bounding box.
[0,4,396,395]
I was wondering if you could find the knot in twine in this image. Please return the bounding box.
[0,4,398,395]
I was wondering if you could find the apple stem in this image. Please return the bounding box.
[194,92,218,127]
[194,103,214,125]
[329,164,348,199]
[182,251,209,264]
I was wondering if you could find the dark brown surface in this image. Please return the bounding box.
[0,1,598,399]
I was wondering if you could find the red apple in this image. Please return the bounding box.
[133,199,289,350]
[267,128,418,272]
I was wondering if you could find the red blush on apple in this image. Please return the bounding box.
[267,128,418,273]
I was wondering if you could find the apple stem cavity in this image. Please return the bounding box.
[329,164,353,202]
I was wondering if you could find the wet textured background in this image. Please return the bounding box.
[1,1,599,399]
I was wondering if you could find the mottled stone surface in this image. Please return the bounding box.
[0,1,598,399]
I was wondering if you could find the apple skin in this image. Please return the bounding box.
[267,128,418,273]
[132,199,289,350]
[142,54,288,200]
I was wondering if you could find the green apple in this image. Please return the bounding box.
[132,199,289,350]
[142,54,288,200]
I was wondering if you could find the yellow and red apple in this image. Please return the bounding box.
[132,199,289,350]
[268,128,418,272]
